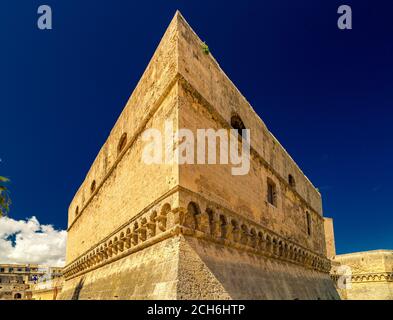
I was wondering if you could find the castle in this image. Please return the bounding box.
[60,11,339,300]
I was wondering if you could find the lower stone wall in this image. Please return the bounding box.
[32,288,61,300]
[60,235,339,300]
[60,237,180,300]
[177,236,339,300]
[338,282,393,300]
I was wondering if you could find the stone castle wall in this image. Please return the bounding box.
[61,11,338,300]
[61,237,180,300]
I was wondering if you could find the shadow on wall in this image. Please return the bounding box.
[71,277,85,300]
[180,236,339,300]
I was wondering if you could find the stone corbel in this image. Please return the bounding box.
[196,211,210,234]
[156,213,167,233]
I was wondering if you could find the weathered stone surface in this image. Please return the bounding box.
[60,11,339,300]
[177,236,337,300]
[61,237,180,300]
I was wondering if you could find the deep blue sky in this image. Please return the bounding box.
[1,1,392,254]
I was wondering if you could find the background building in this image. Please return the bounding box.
[331,250,393,300]
[324,218,393,300]
[0,264,63,300]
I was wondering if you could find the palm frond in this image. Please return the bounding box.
[0,176,11,217]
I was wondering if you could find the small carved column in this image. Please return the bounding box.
[165,209,177,230]
[232,226,240,243]
[117,239,124,253]
[112,240,118,255]
[196,211,210,234]
[107,244,113,258]
[257,234,266,252]
[102,247,108,260]
[125,232,132,249]
[273,241,280,257]
[210,213,221,238]
[249,230,257,248]
[226,223,234,242]
[147,215,157,239]
[132,225,139,246]
[139,223,147,243]
[174,207,186,227]
[240,226,249,246]
[156,212,167,235]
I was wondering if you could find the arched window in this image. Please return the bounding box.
[90,180,96,194]
[306,212,312,236]
[267,179,277,207]
[231,114,246,137]
[117,133,127,155]
[288,174,296,188]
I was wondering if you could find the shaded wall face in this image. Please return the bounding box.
[177,82,326,255]
[178,236,339,300]
[61,237,180,300]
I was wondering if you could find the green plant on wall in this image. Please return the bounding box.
[201,42,210,55]
[0,176,11,217]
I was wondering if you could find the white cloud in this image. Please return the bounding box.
[0,216,66,267]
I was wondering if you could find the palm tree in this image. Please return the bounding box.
[0,176,11,217]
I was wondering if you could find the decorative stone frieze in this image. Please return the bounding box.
[63,199,331,280]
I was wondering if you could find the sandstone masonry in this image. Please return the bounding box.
[60,11,339,300]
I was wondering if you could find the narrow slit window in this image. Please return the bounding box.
[288,174,296,188]
[306,212,312,236]
[267,180,277,207]
[117,133,128,155]
[90,180,96,194]
[231,114,246,138]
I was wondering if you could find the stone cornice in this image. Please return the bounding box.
[331,272,393,283]
[63,191,331,280]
